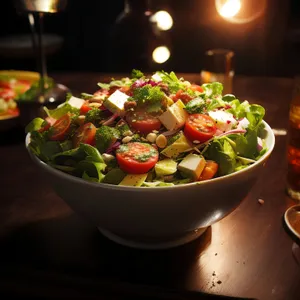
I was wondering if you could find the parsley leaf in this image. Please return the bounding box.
[131,69,144,79]
[156,71,186,93]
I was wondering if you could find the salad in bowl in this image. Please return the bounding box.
[26,70,268,188]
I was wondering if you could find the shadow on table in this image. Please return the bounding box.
[0,213,215,296]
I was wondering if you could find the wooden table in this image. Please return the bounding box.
[1,73,299,300]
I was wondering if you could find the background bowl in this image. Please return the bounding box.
[0,70,39,131]
[26,121,275,249]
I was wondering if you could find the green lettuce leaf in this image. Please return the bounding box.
[44,103,79,119]
[25,117,44,133]
[202,82,223,97]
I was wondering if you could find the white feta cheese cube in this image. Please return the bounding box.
[67,96,85,109]
[237,117,250,130]
[105,90,129,115]
[208,110,237,133]
[158,100,188,131]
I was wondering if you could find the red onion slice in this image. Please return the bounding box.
[217,128,246,138]
[102,113,118,126]
[162,129,180,137]
[105,141,121,154]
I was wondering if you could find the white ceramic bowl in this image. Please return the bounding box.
[26,121,275,249]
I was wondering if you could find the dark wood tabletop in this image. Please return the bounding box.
[1,73,300,300]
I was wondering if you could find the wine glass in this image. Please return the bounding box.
[13,0,69,107]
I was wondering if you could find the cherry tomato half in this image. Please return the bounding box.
[190,84,204,93]
[116,142,159,174]
[170,89,193,104]
[80,101,92,114]
[0,88,16,101]
[184,114,216,143]
[126,111,161,134]
[49,114,71,141]
[73,122,96,148]
[198,160,218,181]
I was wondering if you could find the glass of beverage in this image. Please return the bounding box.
[13,0,69,103]
[287,77,300,201]
[200,49,234,94]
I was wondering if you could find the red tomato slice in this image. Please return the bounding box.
[5,108,19,116]
[184,114,216,143]
[0,88,16,101]
[80,101,92,114]
[0,81,11,89]
[170,89,193,104]
[116,142,159,174]
[198,160,218,181]
[126,111,161,134]
[50,114,71,141]
[190,84,204,93]
[14,80,31,94]
[38,116,57,133]
[73,122,96,148]
[119,85,131,95]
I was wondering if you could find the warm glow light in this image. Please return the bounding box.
[150,10,173,31]
[219,0,241,18]
[152,46,170,64]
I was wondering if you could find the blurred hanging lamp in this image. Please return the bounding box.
[215,0,267,24]
[109,0,172,72]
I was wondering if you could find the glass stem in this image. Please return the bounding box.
[38,12,47,82]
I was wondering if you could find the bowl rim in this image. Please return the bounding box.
[25,120,275,191]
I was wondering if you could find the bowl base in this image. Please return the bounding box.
[98,227,208,250]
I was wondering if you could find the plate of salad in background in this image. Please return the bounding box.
[0,70,40,121]
[26,69,268,187]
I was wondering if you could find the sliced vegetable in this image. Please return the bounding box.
[50,114,71,141]
[184,114,216,143]
[126,110,161,134]
[73,122,96,148]
[199,161,218,181]
[116,142,158,174]
[95,125,120,153]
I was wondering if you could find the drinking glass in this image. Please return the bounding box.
[286,77,300,201]
[13,0,69,104]
[200,49,234,94]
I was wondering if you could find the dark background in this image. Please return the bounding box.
[0,0,299,77]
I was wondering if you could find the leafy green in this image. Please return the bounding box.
[185,97,206,114]
[97,82,110,90]
[247,104,265,129]
[156,71,186,93]
[53,148,86,165]
[80,92,93,100]
[102,168,126,184]
[78,160,106,182]
[222,94,236,102]
[17,77,55,102]
[234,128,259,159]
[25,117,44,133]
[60,140,73,152]
[202,82,223,98]
[207,95,226,111]
[85,108,107,125]
[44,103,79,119]
[95,126,120,153]
[132,85,165,113]
[79,143,104,163]
[82,171,99,182]
[40,141,62,160]
[28,131,50,161]
[203,138,236,176]
[131,69,144,79]
[98,77,132,90]
[66,93,72,101]
[116,121,130,136]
